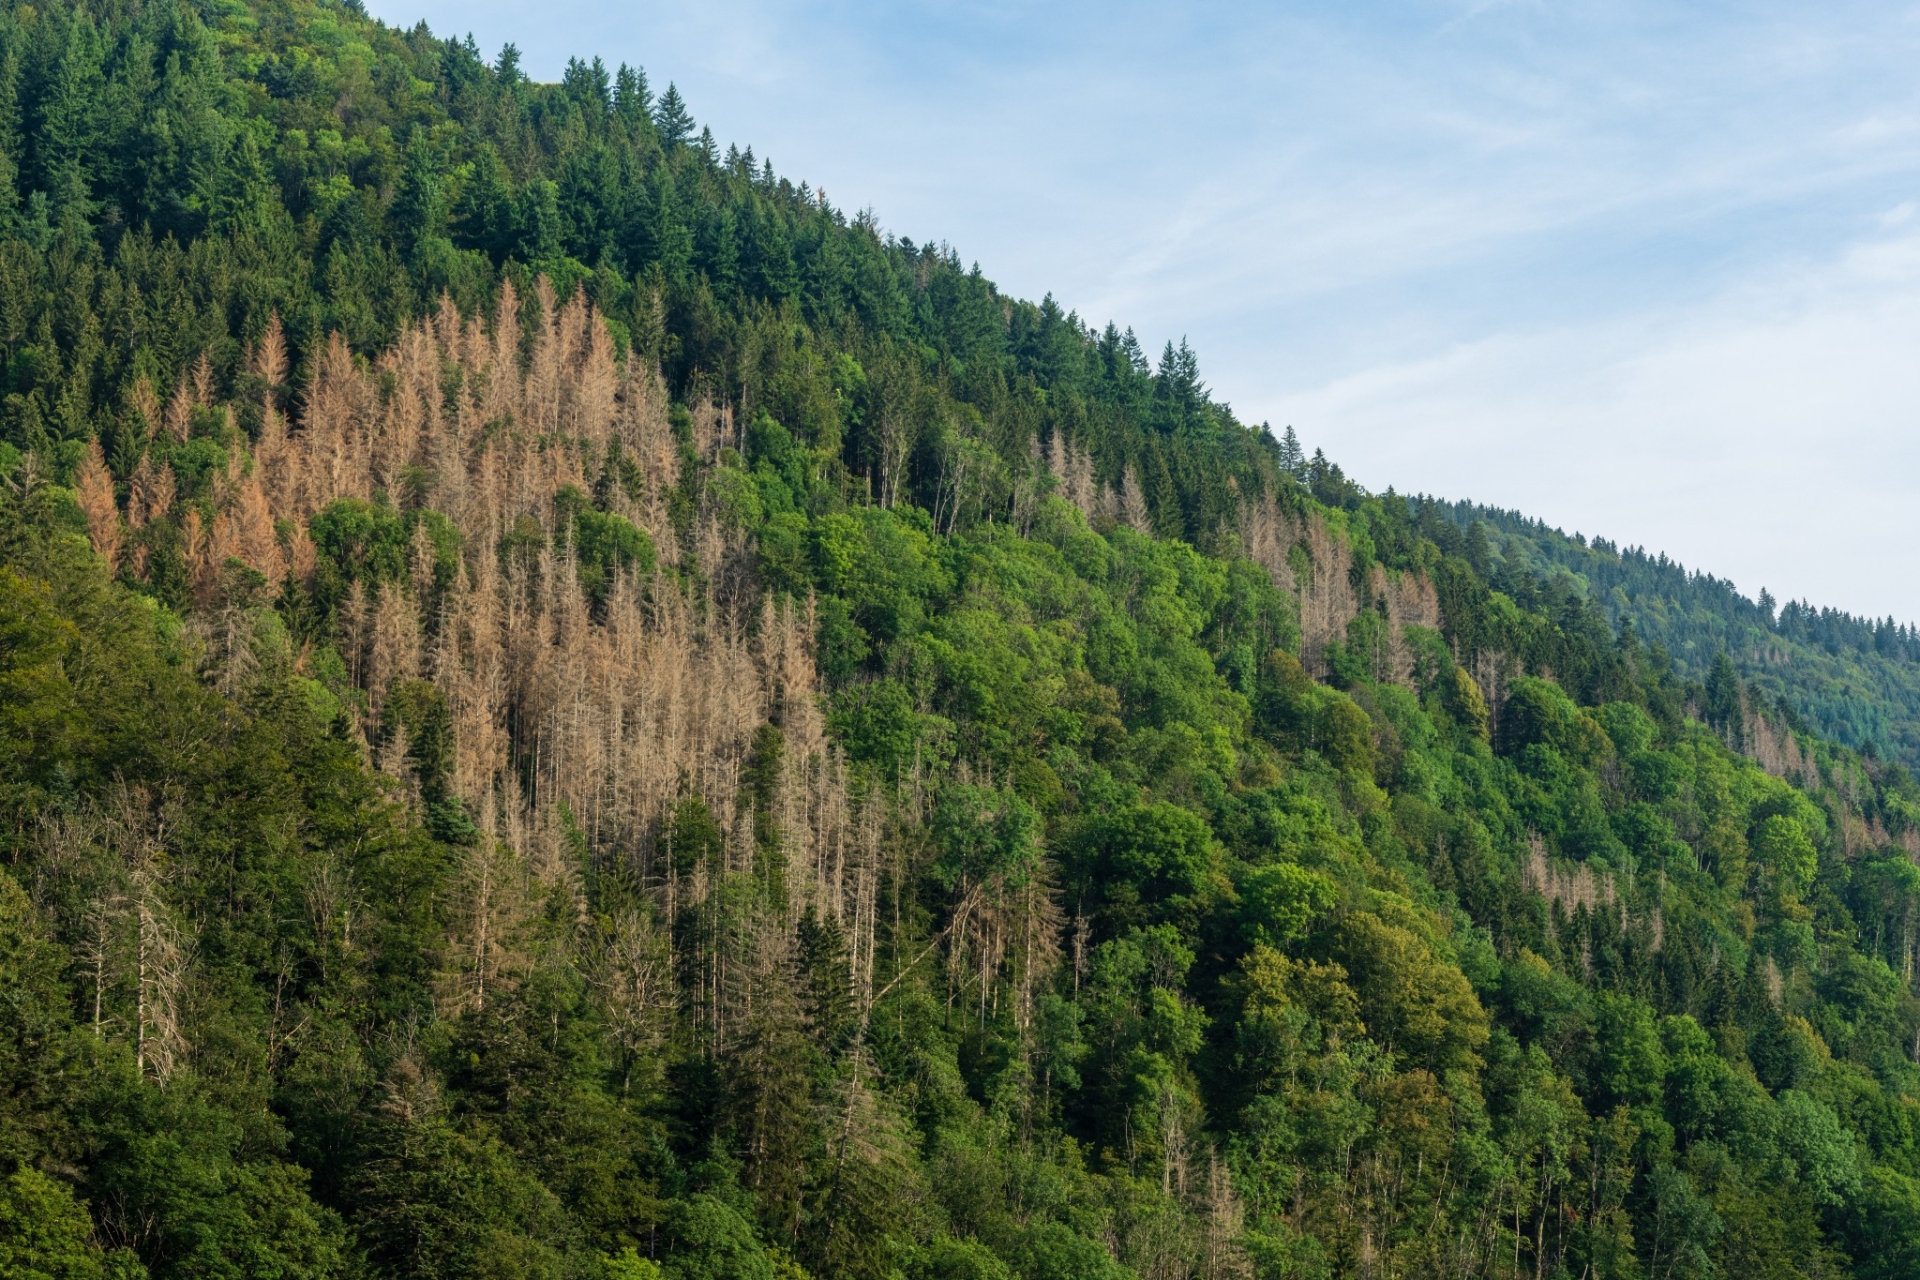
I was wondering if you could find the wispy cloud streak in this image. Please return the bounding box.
[373,0,1920,618]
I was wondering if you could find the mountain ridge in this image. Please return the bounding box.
[1425,497,1920,768]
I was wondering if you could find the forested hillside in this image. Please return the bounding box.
[6,3,1920,1280]
[1420,501,1920,773]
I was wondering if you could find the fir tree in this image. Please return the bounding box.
[653,82,693,149]
[391,130,447,265]
[613,62,652,127]
[455,142,516,260]
[515,177,563,261]
[1277,424,1305,479]
[0,46,22,228]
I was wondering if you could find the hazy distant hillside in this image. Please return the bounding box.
[1433,501,1920,770]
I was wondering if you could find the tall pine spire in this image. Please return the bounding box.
[614,63,652,128]
[1278,425,1305,479]
[654,82,693,149]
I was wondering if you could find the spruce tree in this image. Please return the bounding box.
[0,46,19,228]
[515,177,563,262]
[392,133,446,262]
[643,168,691,277]
[1706,647,1744,738]
[38,9,106,222]
[614,63,651,122]
[1465,518,1493,579]
[1278,424,1305,479]
[653,83,693,149]
[456,143,517,261]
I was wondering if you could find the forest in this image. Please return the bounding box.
[5,2,1920,1279]
[1432,501,1920,773]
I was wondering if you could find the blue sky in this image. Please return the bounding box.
[370,0,1920,622]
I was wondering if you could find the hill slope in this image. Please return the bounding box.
[1444,501,1920,768]
[4,4,1920,1280]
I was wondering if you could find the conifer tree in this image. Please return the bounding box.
[1277,424,1305,479]
[516,177,564,262]
[614,63,652,128]
[456,143,517,261]
[653,83,693,149]
[38,9,106,221]
[0,46,21,228]
[391,130,448,266]
[1706,646,1744,739]
[644,168,692,277]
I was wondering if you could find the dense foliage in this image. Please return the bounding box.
[0,0,1276,557]
[6,3,1920,1280]
[1426,502,1920,772]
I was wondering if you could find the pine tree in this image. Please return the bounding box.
[456,143,516,260]
[797,907,853,1052]
[1118,463,1151,533]
[392,129,447,265]
[614,63,652,128]
[653,83,693,149]
[1277,424,1305,479]
[1157,337,1204,428]
[38,9,106,222]
[561,55,611,119]
[515,177,563,262]
[1706,647,1744,741]
[0,46,21,228]
[700,204,739,293]
[1465,519,1492,579]
[643,169,691,278]
[75,438,120,572]
[727,989,816,1240]
[746,202,797,301]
